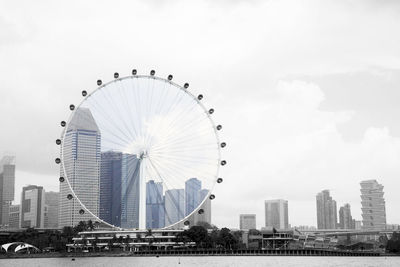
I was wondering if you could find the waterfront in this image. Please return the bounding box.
[1,256,400,267]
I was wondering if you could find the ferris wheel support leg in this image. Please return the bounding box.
[139,161,146,229]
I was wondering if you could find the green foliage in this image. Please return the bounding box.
[180,226,243,249]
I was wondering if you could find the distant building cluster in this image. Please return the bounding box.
[0,156,59,229]
[238,180,388,231]
[315,180,386,230]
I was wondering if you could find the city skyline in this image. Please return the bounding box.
[1,158,395,231]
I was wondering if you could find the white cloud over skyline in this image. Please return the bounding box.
[1,0,400,228]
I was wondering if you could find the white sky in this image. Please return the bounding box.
[1,0,400,228]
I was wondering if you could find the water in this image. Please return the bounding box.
[1,256,399,267]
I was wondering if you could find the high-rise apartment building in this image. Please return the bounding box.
[185,178,201,216]
[59,107,101,227]
[0,156,15,227]
[265,199,289,230]
[339,203,354,229]
[360,180,386,230]
[146,180,164,228]
[240,214,256,230]
[44,191,59,228]
[316,190,337,229]
[164,189,184,226]
[20,185,45,228]
[9,204,20,229]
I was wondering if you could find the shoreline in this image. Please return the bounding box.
[1,250,396,259]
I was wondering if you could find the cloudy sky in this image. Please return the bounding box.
[1,0,400,228]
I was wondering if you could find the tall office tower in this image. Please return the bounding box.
[339,203,354,229]
[265,199,289,230]
[0,156,15,227]
[360,180,386,230]
[100,151,122,226]
[164,189,184,226]
[120,154,140,229]
[185,178,201,216]
[20,185,45,228]
[316,190,337,229]
[195,189,211,225]
[100,152,140,228]
[59,107,101,227]
[240,214,256,230]
[146,180,164,228]
[44,191,59,228]
[9,204,20,229]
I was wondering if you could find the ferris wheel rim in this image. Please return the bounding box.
[59,73,223,230]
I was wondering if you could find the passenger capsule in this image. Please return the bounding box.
[150,70,156,76]
[168,75,173,80]
[67,194,73,200]
[114,72,119,79]
[221,160,226,166]
[82,90,87,97]
[184,83,189,89]
[220,142,226,148]
[209,109,214,114]
[209,194,215,200]
[198,209,204,214]
[61,121,66,127]
[184,221,190,226]
[69,104,75,111]
[79,209,85,215]
[216,125,222,130]
[97,80,102,86]
[59,177,65,182]
[132,69,137,75]
[56,139,61,145]
[217,178,223,183]
[198,94,203,100]
[55,158,61,164]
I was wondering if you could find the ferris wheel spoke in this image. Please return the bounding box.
[116,79,140,140]
[87,91,133,145]
[101,82,137,143]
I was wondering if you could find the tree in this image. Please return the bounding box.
[387,232,400,253]
[184,226,209,248]
[87,220,94,231]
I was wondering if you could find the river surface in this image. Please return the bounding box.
[1,256,399,267]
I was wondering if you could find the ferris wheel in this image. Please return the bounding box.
[55,69,226,230]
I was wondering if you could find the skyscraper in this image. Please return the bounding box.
[360,180,386,230]
[59,107,101,227]
[20,185,45,228]
[0,156,15,227]
[265,199,289,230]
[185,178,201,216]
[120,154,141,229]
[44,191,59,228]
[339,203,354,229]
[164,189,184,226]
[9,204,20,229]
[100,152,140,228]
[316,190,337,229]
[146,180,164,228]
[100,151,122,226]
[240,214,256,230]
[195,189,211,225]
